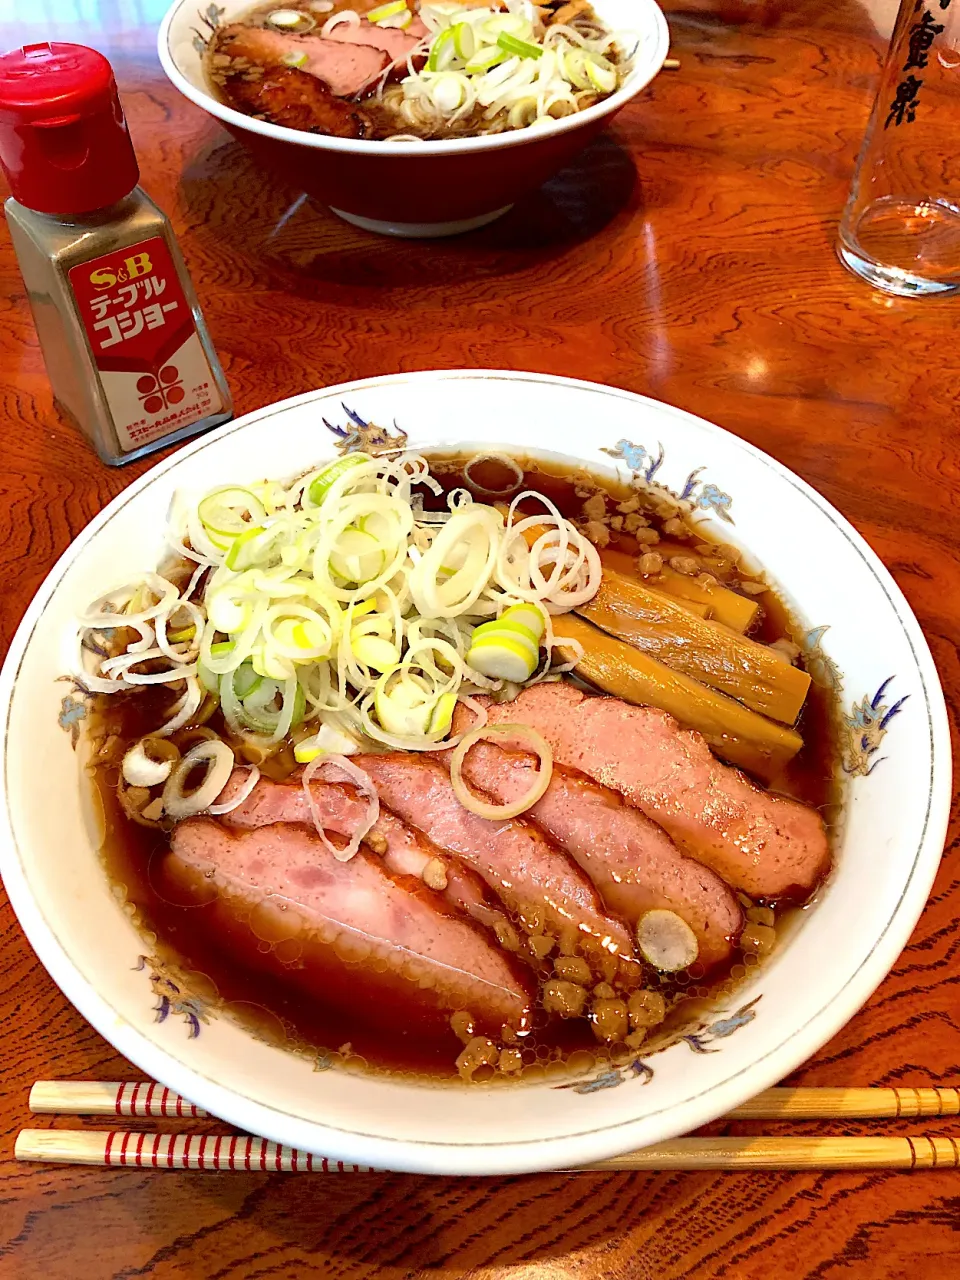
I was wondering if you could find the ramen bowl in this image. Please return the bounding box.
[157,0,670,237]
[0,371,949,1175]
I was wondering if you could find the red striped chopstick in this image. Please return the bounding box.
[17,1081,960,1173]
[28,1080,960,1121]
[29,1080,208,1118]
[15,1129,374,1172]
[15,1128,960,1172]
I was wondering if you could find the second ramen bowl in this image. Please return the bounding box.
[157,0,670,236]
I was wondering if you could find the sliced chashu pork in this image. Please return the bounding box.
[448,733,742,968]
[213,24,388,97]
[169,817,533,1038]
[326,20,422,62]
[479,684,830,899]
[215,63,373,137]
[353,752,637,965]
[220,771,510,939]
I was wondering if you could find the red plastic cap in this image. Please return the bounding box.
[0,43,139,214]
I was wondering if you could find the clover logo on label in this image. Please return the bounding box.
[137,365,185,414]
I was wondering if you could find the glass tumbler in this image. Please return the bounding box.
[838,0,960,295]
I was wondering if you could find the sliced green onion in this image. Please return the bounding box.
[225,525,270,571]
[307,454,367,507]
[636,910,699,972]
[294,718,360,763]
[561,47,590,89]
[507,96,538,129]
[251,645,295,681]
[467,633,538,682]
[352,634,400,671]
[207,586,256,635]
[496,32,543,60]
[268,8,315,31]
[197,660,219,693]
[429,690,457,736]
[367,0,408,20]
[450,723,553,820]
[501,602,545,639]
[280,50,308,68]
[472,616,539,648]
[465,45,505,74]
[329,527,386,584]
[431,73,467,112]
[452,21,476,59]
[292,619,328,652]
[481,13,531,38]
[372,663,457,739]
[427,26,457,72]
[198,487,267,541]
[586,57,617,93]
[197,641,234,692]
[93,444,605,760]
[349,597,377,619]
[233,661,262,698]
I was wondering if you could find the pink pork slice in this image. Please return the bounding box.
[479,684,831,899]
[170,817,532,1036]
[353,752,637,961]
[326,20,422,63]
[450,734,742,969]
[215,25,388,97]
[221,771,511,938]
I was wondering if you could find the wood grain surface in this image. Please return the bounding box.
[2,0,959,1275]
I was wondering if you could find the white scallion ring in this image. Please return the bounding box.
[450,722,553,820]
[302,755,379,862]
[162,739,236,819]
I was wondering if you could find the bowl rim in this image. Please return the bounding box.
[156,0,670,157]
[0,369,951,1175]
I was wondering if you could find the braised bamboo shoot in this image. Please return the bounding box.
[578,570,810,725]
[599,549,759,633]
[657,567,760,633]
[552,614,803,779]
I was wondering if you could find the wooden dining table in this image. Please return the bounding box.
[2,0,959,1274]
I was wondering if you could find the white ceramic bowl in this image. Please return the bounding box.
[0,370,950,1174]
[157,0,669,236]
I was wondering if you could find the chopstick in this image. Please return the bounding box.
[15,1130,374,1172]
[730,1085,960,1120]
[13,1129,960,1172]
[27,1081,960,1121]
[29,1080,209,1118]
[580,1135,960,1171]
[17,1082,960,1173]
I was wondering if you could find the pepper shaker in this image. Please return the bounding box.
[0,42,232,464]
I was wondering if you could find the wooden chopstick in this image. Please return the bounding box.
[729,1085,960,1120]
[577,1135,960,1171]
[15,1130,374,1171]
[14,1129,960,1172]
[28,1081,960,1122]
[29,1080,209,1119]
[18,1083,960,1173]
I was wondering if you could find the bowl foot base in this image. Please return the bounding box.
[329,206,513,238]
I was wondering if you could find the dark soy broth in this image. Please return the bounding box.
[89,454,839,1084]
